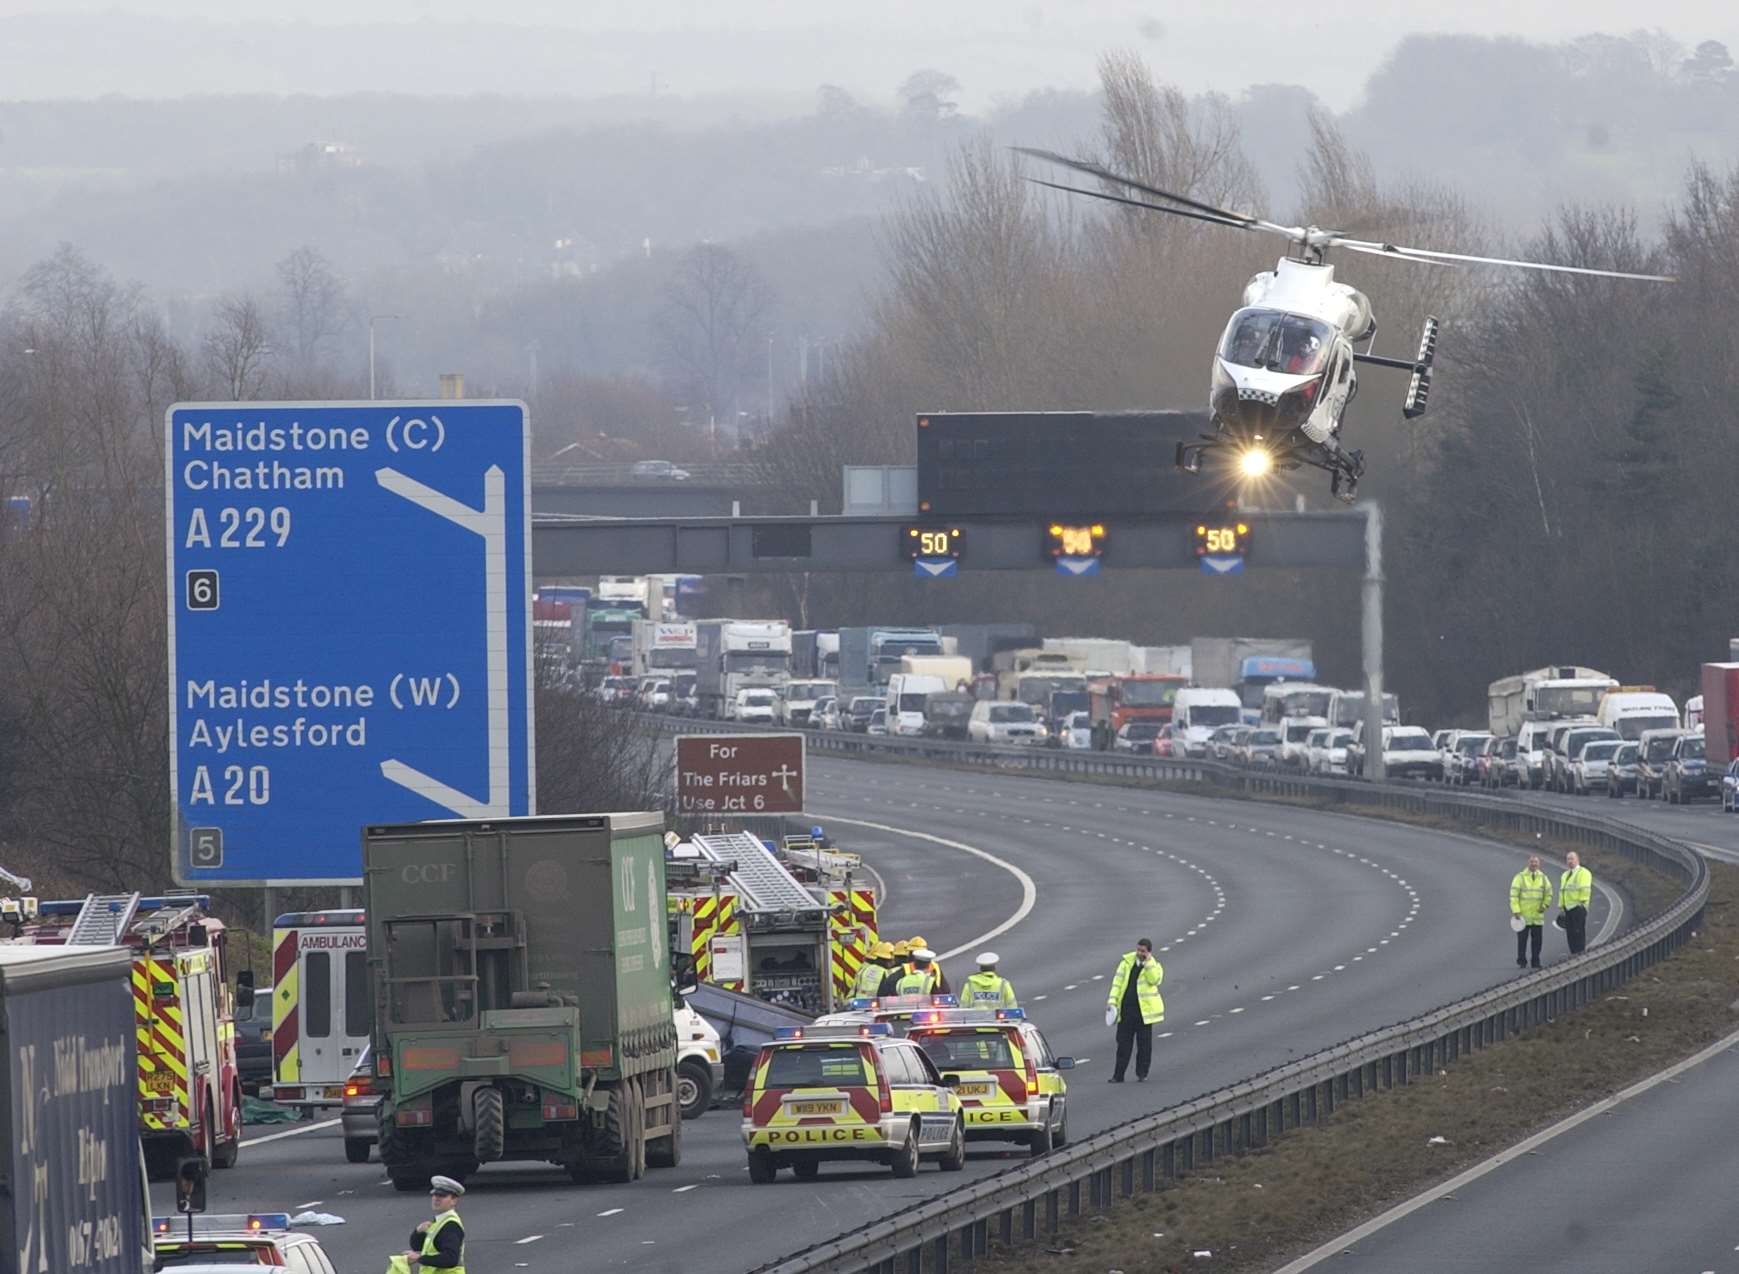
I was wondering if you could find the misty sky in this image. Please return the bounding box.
[2,0,1734,107]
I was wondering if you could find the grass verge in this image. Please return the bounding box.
[982,860,1738,1274]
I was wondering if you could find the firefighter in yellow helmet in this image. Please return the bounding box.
[853,941,897,1000]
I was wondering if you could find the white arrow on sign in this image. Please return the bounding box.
[914,558,957,578]
[374,464,509,819]
[1200,554,1245,575]
[1055,556,1100,577]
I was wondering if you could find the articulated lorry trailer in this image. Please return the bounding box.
[364,813,680,1190]
[0,943,149,1274]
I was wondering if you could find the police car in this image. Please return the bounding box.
[741,1023,967,1182]
[907,1007,1073,1154]
[814,993,961,1035]
[152,1212,338,1270]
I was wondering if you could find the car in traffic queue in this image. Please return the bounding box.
[812,696,843,731]
[846,695,882,732]
[1310,728,1357,775]
[1635,728,1688,799]
[1479,736,1519,788]
[1556,726,1621,793]
[967,700,1047,745]
[1721,758,1739,812]
[1664,733,1717,804]
[1112,720,1163,753]
[866,706,889,735]
[1608,741,1642,798]
[1152,724,1180,758]
[1237,727,1284,767]
[1378,726,1441,780]
[1568,738,1622,795]
[1278,717,1326,770]
[1207,724,1247,761]
[340,1045,380,1164]
[1443,730,1493,786]
[906,1007,1073,1155]
[1058,711,1094,750]
[740,1022,967,1183]
[151,1213,337,1271]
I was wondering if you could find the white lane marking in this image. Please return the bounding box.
[1229,1007,1245,1014]
[1033,994,1048,1001]
[598,1208,624,1217]
[812,814,1037,961]
[1274,1026,1739,1273]
[673,1183,699,1193]
[1592,879,1624,947]
[516,1235,544,1244]
[296,1200,322,1209]
[241,1118,341,1148]
[1063,984,1078,991]
[1092,974,1105,980]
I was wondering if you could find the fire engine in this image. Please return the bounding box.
[1089,673,1189,750]
[9,892,245,1175]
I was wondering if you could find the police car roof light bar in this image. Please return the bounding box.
[775,1023,893,1041]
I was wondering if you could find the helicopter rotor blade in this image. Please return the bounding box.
[1025,177,1261,233]
[1334,237,1675,283]
[1012,147,1304,240]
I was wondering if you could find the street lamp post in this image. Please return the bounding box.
[368,313,402,400]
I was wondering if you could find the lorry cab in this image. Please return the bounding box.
[269,910,368,1109]
[1172,688,1243,756]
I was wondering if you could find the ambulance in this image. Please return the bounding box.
[907,1006,1073,1154]
[268,909,369,1109]
[741,1022,966,1182]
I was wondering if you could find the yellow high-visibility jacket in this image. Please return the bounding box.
[1509,870,1553,923]
[1107,952,1165,1025]
[1560,866,1593,909]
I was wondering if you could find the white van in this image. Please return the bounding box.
[1173,688,1243,757]
[1597,690,1679,741]
[885,673,947,736]
[1515,720,1557,789]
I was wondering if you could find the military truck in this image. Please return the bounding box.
[363,812,680,1190]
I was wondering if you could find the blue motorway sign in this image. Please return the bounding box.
[165,401,534,885]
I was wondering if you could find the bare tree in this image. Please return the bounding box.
[203,293,273,400]
[275,246,347,393]
[654,243,776,433]
[898,69,961,122]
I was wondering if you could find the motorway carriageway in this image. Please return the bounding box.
[177,758,1631,1273]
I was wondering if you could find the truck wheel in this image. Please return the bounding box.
[647,1068,683,1169]
[344,1138,372,1164]
[631,1077,648,1180]
[677,1060,714,1120]
[388,1171,426,1193]
[595,1084,635,1183]
[198,1097,217,1172]
[473,1086,505,1163]
[747,1151,778,1184]
[211,1084,241,1169]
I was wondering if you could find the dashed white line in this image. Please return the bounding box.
[516,1235,544,1245]
[597,1208,624,1218]
[241,1118,341,1148]
[672,1184,699,1193]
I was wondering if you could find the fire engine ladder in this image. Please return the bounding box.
[690,832,822,915]
[66,892,142,945]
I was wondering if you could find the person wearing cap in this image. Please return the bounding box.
[1509,854,1553,969]
[883,947,942,997]
[402,1176,466,1270]
[854,941,897,999]
[1106,938,1165,1083]
[906,936,949,994]
[962,953,1018,1009]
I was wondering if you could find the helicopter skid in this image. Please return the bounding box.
[1175,434,1364,504]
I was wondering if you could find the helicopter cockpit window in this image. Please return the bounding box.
[1220,310,1334,376]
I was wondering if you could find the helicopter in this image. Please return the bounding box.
[1015,148,1675,503]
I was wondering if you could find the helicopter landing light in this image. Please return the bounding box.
[1239,448,1274,479]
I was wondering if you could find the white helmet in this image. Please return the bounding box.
[975,952,999,967]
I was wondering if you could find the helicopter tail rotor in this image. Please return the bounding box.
[1402,316,1439,420]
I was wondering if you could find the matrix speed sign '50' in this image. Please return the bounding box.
[166,401,535,885]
